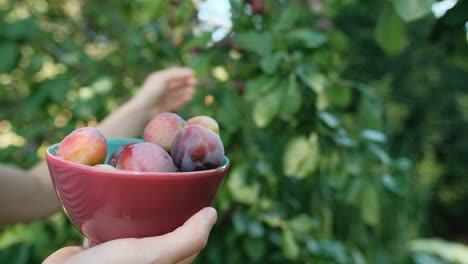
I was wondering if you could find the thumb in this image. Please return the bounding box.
[140,207,218,263]
[43,246,85,264]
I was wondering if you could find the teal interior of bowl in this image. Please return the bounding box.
[103,138,143,163]
[48,138,229,167]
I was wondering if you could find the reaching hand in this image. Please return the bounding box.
[43,207,217,264]
[135,67,197,117]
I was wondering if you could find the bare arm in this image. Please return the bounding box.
[0,163,60,226]
[0,67,196,226]
[0,99,154,226]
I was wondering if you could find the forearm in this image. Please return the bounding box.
[96,98,158,139]
[0,162,60,227]
[0,99,158,226]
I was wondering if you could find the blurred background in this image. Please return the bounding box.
[0,0,467,263]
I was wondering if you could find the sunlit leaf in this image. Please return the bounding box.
[253,87,283,128]
[281,229,300,260]
[227,164,260,205]
[297,66,328,93]
[392,0,435,22]
[283,135,320,179]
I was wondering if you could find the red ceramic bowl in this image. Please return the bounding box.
[45,138,229,246]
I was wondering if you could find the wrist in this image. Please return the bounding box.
[127,95,165,123]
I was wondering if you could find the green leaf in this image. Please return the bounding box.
[410,238,468,264]
[0,224,40,248]
[243,238,266,261]
[253,87,283,128]
[235,31,273,56]
[392,0,435,22]
[297,66,329,109]
[0,243,32,264]
[217,90,242,134]
[368,143,391,164]
[247,221,265,238]
[182,31,212,52]
[0,42,19,72]
[260,52,284,74]
[259,212,284,228]
[227,164,260,205]
[29,54,46,72]
[382,174,408,196]
[43,78,70,103]
[92,77,113,94]
[314,240,349,263]
[361,129,387,143]
[175,0,195,24]
[60,52,81,66]
[358,87,383,129]
[360,184,380,226]
[280,75,302,120]
[4,18,36,40]
[244,76,278,102]
[274,4,303,31]
[345,178,365,205]
[321,208,333,239]
[374,3,407,55]
[187,53,211,78]
[412,253,447,264]
[138,0,168,22]
[283,134,320,179]
[287,29,327,48]
[232,210,248,234]
[281,229,300,260]
[327,82,352,108]
[297,66,328,93]
[288,214,319,234]
[319,111,340,128]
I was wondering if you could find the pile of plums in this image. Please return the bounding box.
[55,113,225,173]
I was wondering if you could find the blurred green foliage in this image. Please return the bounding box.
[0,0,466,263]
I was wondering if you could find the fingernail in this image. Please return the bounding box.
[202,207,217,226]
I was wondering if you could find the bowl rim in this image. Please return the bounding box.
[46,138,230,180]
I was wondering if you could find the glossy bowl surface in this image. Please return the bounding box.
[45,138,229,245]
